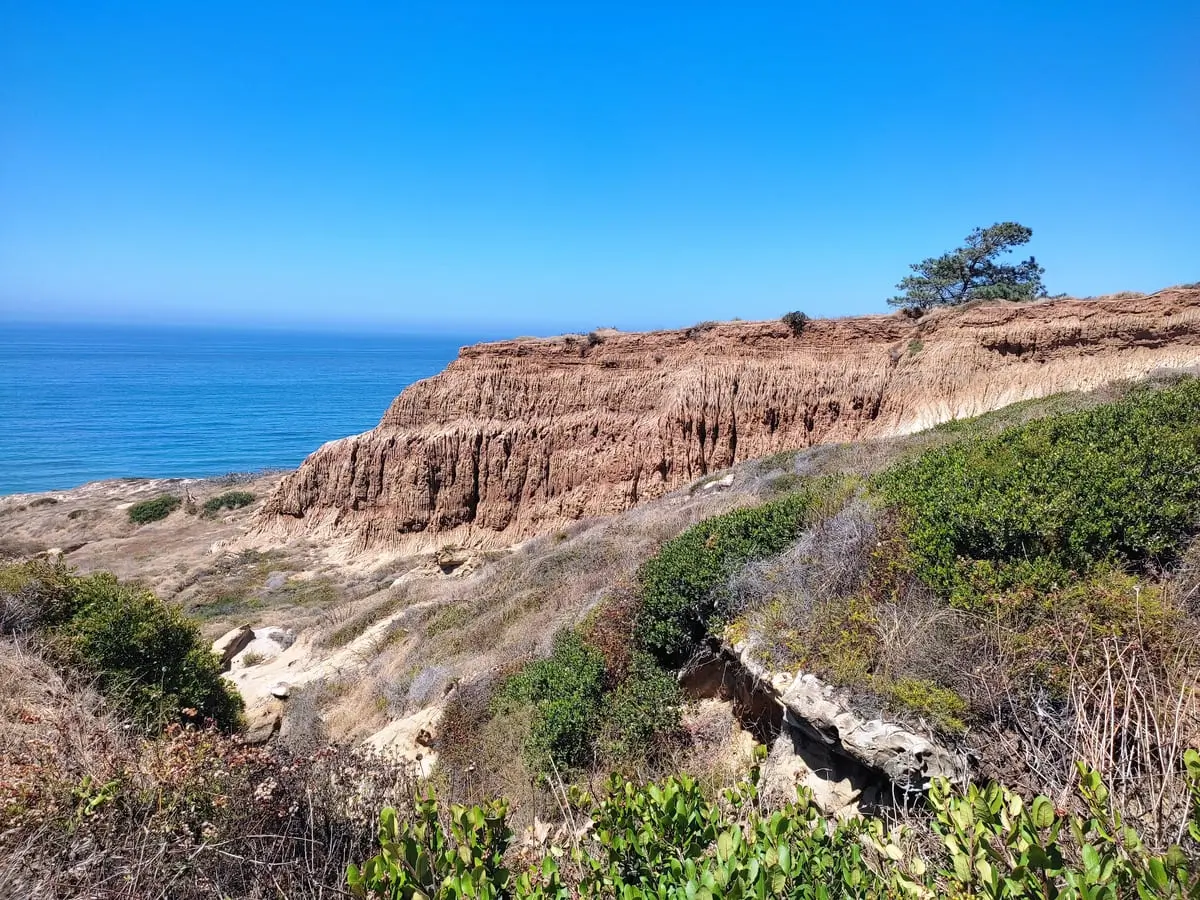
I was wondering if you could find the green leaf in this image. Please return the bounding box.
[1030,796,1055,829]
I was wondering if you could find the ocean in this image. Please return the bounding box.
[0,323,475,495]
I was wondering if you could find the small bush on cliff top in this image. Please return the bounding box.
[781,310,809,335]
[127,494,181,524]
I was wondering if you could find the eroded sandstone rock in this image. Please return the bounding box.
[212,624,255,671]
[258,289,1200,554]
[731,640,969,805]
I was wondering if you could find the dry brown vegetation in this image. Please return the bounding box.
[0,638,420,899]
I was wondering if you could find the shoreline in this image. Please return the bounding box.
[0,467,294,504]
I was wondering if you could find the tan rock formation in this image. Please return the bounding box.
[259,288,1200,554]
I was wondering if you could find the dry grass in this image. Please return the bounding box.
[0,639,422,900]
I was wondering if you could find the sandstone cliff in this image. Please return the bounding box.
[259,288,1200,554]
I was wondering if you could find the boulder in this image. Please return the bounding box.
[231,626,297,669]
[761,724,880,818]
[730,639,969,810]
[243,703,282,744]
[212,624,255,672]
[364,706,443,778]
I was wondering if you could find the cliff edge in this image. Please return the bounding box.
[258,288,1200,554]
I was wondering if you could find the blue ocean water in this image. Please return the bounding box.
[0,323,474,494]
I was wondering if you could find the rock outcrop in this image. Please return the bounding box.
[683,641,967,817]
[730,640,968,810]
[259,288,1200,554]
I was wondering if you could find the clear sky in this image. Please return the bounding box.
[1,2,1197,334]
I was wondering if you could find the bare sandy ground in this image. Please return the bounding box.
[0,473,384,637]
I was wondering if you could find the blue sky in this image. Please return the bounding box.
[1,2,1197,334]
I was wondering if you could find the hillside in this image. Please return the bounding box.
[258,287,1200,556]
[3,318,1200,896]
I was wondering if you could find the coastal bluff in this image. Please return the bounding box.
[258,287,1200,554]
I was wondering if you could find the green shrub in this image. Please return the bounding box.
[0,562,242,731]
[350,756,1200,898]
[493,616,684,777]
[493,630,607,775]
[127,494,182,525]
[781,310,810,335]
[880,678,968,735]
[57,573,242,730]
[202,490,256,516]
[347,796,517,900]
[599,651,683,764]
[637,481,838,666]
[878,378,1200,607]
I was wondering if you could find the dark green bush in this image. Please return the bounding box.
[878,379,1200,607]
[599,651,683,763]
[128,494,182,524]
[493,630,607,775]
[781,310,809,335]
[202,490,256,516]
[0,562,243,731]
[637,482,836,666]
[493,619,684,777]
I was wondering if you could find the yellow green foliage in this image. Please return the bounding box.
[349,757,1200,898]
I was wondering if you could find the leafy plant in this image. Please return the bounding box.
[636,481,840,666]
[128,494,182,524]
[349,760,1200,898]
[347,795,520,900]
[903,766,1200,899]
[202,490,256,516]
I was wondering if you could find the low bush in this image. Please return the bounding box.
[492,630,607,775]
[881,677,968,735]
[0,561,242,731]
[878,378,1200,607]
[349,755,1200,898]
[127,494,181,524]
[492,600,684,779]
[685,320,719,339]
[637,479,843,666]
[201,489,256,516]
[599,650,684,765]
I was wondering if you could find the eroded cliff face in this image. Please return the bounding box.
[259,288,1200,554]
